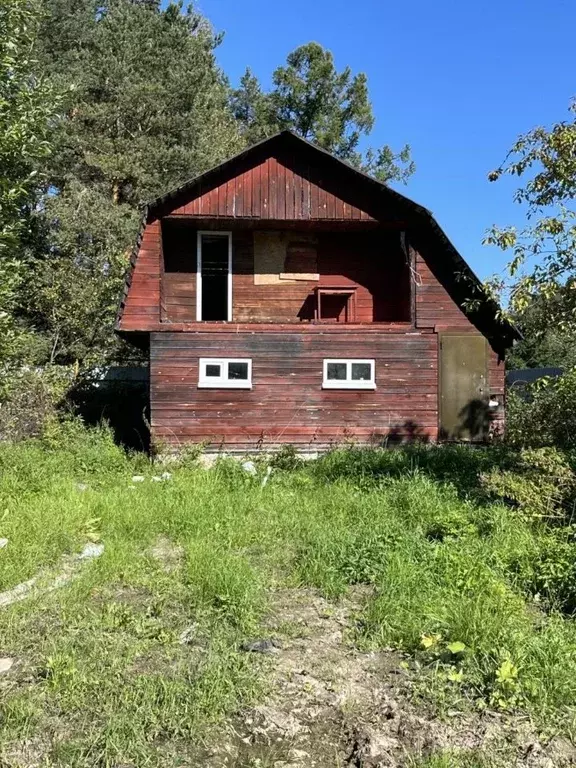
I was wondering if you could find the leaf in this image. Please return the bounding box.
[446,641,467,654]
[420,633,441,650]
[447,667,464,682]
[496,658,518,683]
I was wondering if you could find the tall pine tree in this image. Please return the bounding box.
[231,42,414,184]
[29,0,242,365]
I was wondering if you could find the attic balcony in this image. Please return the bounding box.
[160,218,412,327]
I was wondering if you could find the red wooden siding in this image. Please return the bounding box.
[120,220,161,330]
[170,156,377,221]
[120,227,486,336]
[415,253,470,329]
[150,329,438,449]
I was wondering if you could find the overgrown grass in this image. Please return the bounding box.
[2,426,576,764]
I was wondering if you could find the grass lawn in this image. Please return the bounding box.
[1,424,576,767]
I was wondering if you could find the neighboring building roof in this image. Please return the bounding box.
[117,130,520,353]
[507,368,563,387]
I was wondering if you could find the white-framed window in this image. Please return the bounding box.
[322,359,376,390]
[196,231,232,322]
[198,358,252,389]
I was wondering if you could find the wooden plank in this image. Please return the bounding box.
[310,177,319,219]
[326,188,336,219]
[317,181,327,219]
[268,157,278,219]
[276,161,286,219]
[294,169,302,220]
[285,165,294,219]
[302,170,311,219]
[217,180,226,216]
[333,192,344,219]
[226,178,234,217]
[235,173,244,218]
[243,169,252,217]
[252,163,261,217]
[261,159,269,218]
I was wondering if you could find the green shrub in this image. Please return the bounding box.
[506,368,576,450]
[269,444,304,471]
[0,365,75,441]
[530,533,576,612]
[481,447,576,521]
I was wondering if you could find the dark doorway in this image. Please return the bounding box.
[200,233,230,321]
[439,334,489,441]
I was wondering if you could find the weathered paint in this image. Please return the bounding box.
[150,329,439,449]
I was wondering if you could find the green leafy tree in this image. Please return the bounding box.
[28,0,242,366]
[485,99,576,335]
[507,288,576,370]
[0,0,56,367]
[231,42,414,184]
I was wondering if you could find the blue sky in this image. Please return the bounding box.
[200,0,575,280]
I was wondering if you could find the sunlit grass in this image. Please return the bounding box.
[1,428,576,764]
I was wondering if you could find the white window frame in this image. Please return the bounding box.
[322,359,376,390]
[198,358,252,389]
[196,231,232,322]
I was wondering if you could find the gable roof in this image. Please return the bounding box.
[117,130,520,353]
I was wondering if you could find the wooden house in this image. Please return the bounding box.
[116,131,519,451]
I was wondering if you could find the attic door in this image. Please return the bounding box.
[197,232,231,321]
[439,334,489,441]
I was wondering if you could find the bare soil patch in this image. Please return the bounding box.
[202,587,576,767]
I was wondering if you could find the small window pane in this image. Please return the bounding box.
[205,364,221,377]
[228,362,249,380]
[351,363,372,381]
[327,363,347,380]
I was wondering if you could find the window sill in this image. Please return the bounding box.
[322,382,376,390]
[198,382,252,389]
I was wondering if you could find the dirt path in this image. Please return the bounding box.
[205,587,576,768]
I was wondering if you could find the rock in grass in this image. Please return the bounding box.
[0,657,14,673]
[179,624,199,645]
[77,543,104,560]
[240,638,281,655]
[151,472,172,482]
[76,483,88,492]
[131,475,145,483]
[241,460,257,476]
[0,538,8,550]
